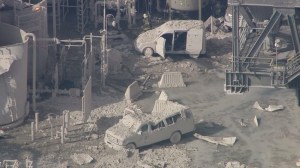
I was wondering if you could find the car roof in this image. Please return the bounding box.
[136,20,204,45]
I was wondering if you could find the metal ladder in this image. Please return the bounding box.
[77,0,89,34]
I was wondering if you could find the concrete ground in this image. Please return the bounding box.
[0,14,300,168]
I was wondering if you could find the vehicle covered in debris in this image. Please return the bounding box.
[104,107,195,150]
[134,20,206,58]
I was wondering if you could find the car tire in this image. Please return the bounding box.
[143,47,154,57]
[125,143,136,149]
[190,54,200,59]
[170,131,181,144]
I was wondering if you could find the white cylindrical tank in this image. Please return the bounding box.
[0,23,28,129]
[167,0,210,11]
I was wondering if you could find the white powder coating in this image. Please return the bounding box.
[158,72,186,88]
[158,90,168,101]
[0,54,19,75]
[70,153,94,165]
[0,23,28,127]
[136,20,204,45]
[151,100,189,123]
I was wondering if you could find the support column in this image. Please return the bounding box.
[232,4,240,72]
[198,0,202,20]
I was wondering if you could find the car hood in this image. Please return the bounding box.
[106,122,136,141]
[135,29,157,48]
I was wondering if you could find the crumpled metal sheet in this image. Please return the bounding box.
[0,54,17,75]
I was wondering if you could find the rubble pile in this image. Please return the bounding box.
[94,146,191,168]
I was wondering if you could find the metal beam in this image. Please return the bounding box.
[232,4,240,72]
[243,10,282,67]
[239,6,256,28]
[228,0,300,8]
[287,15,300,54]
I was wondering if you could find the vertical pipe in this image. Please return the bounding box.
[133,0,136,25]
[26,33,37,112]
[117,0,121,29]
[52,0,57,38]
[61,126,64,144]
[31,122,34,141]
[35,112,39,132]
[198,0,202,20]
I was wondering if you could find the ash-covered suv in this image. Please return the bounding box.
[104,108,195,150]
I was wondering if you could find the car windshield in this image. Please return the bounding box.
[121,115,142,133]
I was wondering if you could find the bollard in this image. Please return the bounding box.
[65,110,70,129]
[61,126,64,144]
[31,122,34,141]
[50,122,53,140]
[35,112,39,132]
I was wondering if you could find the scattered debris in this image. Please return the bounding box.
[296,158,300,167]
[240,119,247,127]
[70,153,93,165]
[0,130,7,137]
[253,101,284,112]
[158,72,186,88]
[91,134,99,140]
[194,133,236,146]
[253,101,264,111]
[225,161,247,168]
[265,105,284,112]
[124,81,142,103]
[253,116,259,127]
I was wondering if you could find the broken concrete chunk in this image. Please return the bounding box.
[254,116,259,127]
[225,161,246,168]
[194,133,236,146]
[265,105,284,112]
[158,90,168,101]
[70,153,93,165]
[124,81,142,103]
[296,159,300,167]
[240,119,247,127]
[253,101,264,111]
[158,72,186,88]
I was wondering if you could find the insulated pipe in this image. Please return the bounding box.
[26,33,37,112]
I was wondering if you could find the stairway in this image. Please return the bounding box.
[285,54,300,83]
[77,0,89,34]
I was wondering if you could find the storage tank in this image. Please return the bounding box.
[0,23,29,129]
[167,0,207,11]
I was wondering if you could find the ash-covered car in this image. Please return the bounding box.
[104,107,195,150]
[134,20,206,58]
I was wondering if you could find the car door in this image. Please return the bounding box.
[155,37,166,58]
[186,28,204,57]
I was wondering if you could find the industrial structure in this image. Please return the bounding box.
[225,0,300,99]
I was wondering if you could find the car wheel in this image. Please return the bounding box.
[143,47,154,57]
[125,143,136,149]
[190,54,200,59]
[170,131,181,144]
